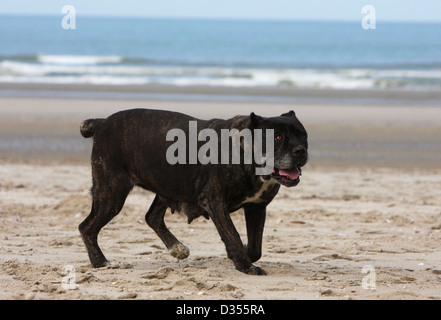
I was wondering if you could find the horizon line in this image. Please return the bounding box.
[1,12,441,24]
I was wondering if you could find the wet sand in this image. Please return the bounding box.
[1,90,441,300]
[1,93,441,168]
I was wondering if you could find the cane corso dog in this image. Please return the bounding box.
[79,109,308,275]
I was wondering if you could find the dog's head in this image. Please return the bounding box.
[250,111,308,187]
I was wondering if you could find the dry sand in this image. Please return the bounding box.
[1,94,441,300]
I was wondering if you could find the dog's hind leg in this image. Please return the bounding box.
[79,174,133,268]
[145,195,189,260]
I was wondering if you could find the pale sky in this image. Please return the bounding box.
[1,0,440,22]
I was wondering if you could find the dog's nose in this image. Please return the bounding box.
[293,146,306,156]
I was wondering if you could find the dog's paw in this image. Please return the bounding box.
[244,265,267,276]
[169,243,190,260]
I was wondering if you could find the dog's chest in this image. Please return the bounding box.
[240,178,277,205]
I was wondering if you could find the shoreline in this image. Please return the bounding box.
[2,83,441,106]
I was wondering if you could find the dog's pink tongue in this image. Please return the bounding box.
[279,168,300,180]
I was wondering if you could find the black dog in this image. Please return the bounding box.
[79,109,308,275]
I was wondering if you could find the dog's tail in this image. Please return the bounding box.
[80,119,105,138]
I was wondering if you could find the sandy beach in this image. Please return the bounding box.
[1,86,441,300]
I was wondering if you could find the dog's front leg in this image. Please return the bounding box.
[204,201,266,275]
[243,203,266,263]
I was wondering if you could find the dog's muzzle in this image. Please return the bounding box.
[271,166,302,187]
[271,146,308,187]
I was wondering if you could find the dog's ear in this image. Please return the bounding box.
[250,112,263,127]
[281,110,296,117]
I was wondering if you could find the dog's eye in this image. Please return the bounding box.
[275,135,283,141]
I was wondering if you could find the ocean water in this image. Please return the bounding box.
[0,15,440,90]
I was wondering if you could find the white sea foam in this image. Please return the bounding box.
[1,55,440,89]
[37,55,123,65]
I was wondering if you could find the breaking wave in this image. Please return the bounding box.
[0,54,440,90]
